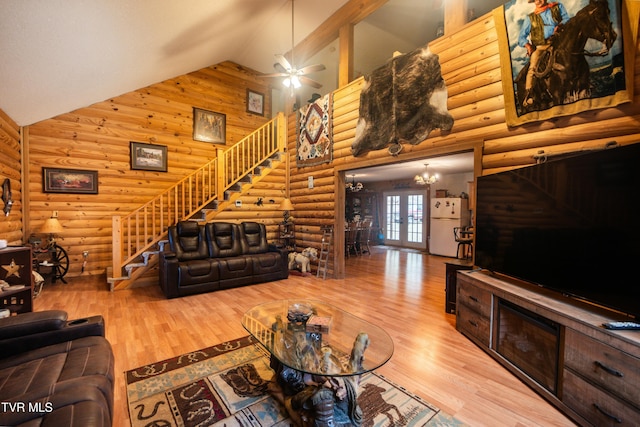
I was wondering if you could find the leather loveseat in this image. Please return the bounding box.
[159,221,288,298]
[0,310,114,427]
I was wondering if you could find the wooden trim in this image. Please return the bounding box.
[338,24,354,87]
[21,126,30,238]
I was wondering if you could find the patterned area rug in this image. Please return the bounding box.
[126,336,466,427]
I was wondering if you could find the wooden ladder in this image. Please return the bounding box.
[316,226,333,279]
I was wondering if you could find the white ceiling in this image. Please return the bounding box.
[0,0,348,126]
[0,0,503,127]
[347,151,474,183]
[1,0,500,180]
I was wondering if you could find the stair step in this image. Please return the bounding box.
[203,200,219,210]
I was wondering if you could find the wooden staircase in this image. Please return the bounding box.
[107,113,286,290]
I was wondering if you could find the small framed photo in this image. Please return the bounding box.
[130,142,168,172]
[246,89,265,116]
[193,107,226,144]
[43,168,98,194]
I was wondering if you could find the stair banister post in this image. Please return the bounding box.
[216,147,225,201]
[112,215,123,277]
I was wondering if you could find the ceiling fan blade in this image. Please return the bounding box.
[274,54,292,72]
[262,72,289,78]
[298,63,326,75]
[273,62,288,73]
[299,75,323,89]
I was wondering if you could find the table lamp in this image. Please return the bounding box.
[278,198,294,224]
[40,216,64,246]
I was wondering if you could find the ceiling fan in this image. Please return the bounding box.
[263,0,325,90]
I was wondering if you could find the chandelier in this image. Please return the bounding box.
[346,174,364,192]
[414,164,438,185]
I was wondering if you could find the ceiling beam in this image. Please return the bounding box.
[290,0,390,65]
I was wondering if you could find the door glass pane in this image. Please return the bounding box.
[407,194,423,243]
[386,195,400,241]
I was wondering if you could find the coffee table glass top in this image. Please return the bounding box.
[242,299,394,377]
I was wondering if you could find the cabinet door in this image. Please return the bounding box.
[0,247,34,314]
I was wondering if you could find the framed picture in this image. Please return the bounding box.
[130,142,168,172]
[193,107,226,143]
[246,89,265,116]
[43,168,98,194]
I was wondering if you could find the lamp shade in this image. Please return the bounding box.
[278,198,294,211]
[40,217,64,234]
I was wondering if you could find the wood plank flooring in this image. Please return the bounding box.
[33,246,576,426]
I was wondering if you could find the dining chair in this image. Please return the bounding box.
[454,226,474,259]
[345,221,361,257]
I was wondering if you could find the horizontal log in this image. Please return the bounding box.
[484,109,640,154]
[482,136,640,170]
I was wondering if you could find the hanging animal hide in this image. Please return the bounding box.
[352,46,453,157]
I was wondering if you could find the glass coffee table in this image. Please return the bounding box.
[242,299,394,427]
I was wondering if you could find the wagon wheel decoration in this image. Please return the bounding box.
[50,244,69,284]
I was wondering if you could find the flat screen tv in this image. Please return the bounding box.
[475,143,640,319]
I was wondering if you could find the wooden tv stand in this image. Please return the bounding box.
[456,270,640,427]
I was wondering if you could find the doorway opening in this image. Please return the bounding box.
[335,150,477,279]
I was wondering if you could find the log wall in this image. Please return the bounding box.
[2,8,639,282]
[0,109,23,245]
[25,62,283,278]
[287,10,640,278]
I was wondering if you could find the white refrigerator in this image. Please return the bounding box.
[429,197,470,257]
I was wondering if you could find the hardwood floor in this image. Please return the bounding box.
[33,246,576,427]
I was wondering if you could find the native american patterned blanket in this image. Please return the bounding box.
[297,93,333,167]
[126,336,467,427]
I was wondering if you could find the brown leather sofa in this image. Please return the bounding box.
[159,221,289,298]
[0,310,114,426]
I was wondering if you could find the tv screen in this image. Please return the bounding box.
[475,143,640,319]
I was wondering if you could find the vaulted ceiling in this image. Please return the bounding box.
[0,0,347,126]
[0,0,484,126]
[1,0,502,127]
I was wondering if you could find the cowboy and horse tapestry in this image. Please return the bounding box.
[495,0,636,126]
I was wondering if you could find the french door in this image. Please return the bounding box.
[383,190,427,250]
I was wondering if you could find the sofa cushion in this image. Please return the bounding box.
[177,259,220,287]
[251,252,286,275]
[0,382,111,427]
[169,221,209,261]
[218,256,253,280]
[0,336,114,400]
[206,222,243,257]
[241,221,269,254]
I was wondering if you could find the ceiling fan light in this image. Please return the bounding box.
[283,77,291,88]
[291,75,301,88]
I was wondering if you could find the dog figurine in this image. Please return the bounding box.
[288,247,318,273]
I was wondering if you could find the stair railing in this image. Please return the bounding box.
[111,112,286,278]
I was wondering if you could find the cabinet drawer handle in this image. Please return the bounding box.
[468,320,478,327]
[468,296,479,303]
[593,403,622,423]
[595,361,624,377]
